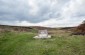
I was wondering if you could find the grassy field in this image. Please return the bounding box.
[0,31,85,55]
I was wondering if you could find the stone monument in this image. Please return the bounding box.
[34,30,51,38]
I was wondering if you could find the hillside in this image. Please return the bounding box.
[0,25,85,55]
[0,25,57,32]
[0,29,85,55]
[0,25,75,33]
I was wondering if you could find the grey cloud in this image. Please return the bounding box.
[0,0,69,23]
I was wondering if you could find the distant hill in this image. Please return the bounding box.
[0,25,57,32]
[0,24,74,33]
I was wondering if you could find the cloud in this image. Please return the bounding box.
[0,0,69,22]
[62,0,85,18]
[0,0,85,27]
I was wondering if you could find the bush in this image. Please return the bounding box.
[72,21,85,35]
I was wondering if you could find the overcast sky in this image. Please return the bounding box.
[0,0,85,27]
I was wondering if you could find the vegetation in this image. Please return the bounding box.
[73,21,85,35]
[0,31,85,55]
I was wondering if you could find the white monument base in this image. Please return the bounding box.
[33,35,51,39]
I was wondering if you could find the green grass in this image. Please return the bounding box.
[0,32,85,55]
